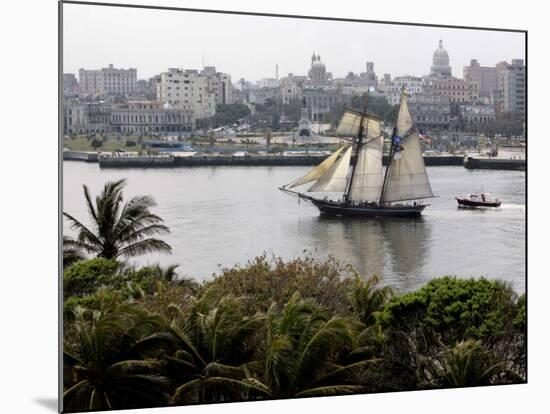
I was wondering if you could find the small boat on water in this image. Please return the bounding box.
[456,193,501,208]
[279,90,435,218]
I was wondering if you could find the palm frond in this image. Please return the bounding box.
[295,384,367,397]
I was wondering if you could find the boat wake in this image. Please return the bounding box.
[500,203,526,210]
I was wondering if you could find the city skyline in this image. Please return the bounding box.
[63,3,525,82]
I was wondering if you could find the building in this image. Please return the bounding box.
[200,66,234,105]
[502,59,525,114]
[63,100,112,135]
[303,87,342,122]
[78,64,137,96]
[307,53,330,86]
[493,61,510,112]
[248,87,279,105]
[460,103,496,124]
[423,77,471,103]
[381,75,423,104]
[279,74,303,104]
[363,62,378,87]
[156,68,216,119]
[332,64,378,96]
[430,40,452,78]
[131,77,159,100]
[63,101,88,134]
[463,59,498,100]
[110,100,194,134]
[63,73,80,97]
[408,94,451,132]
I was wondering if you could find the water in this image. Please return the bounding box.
[63,162,526,293]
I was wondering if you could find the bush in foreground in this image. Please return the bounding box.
[63,255,526,410]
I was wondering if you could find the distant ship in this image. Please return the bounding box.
[280,91,435,217]
[456,192,501,208]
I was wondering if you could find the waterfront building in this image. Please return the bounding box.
[63,100,112,135]
[63,73,80,97]
[110,100,194,134]
[157,68,216,119]
[502,59,525,115]
[78,64,137,96]
[63,101,88,134]
[430,40,452,78]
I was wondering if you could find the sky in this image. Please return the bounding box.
[62,3,525,82]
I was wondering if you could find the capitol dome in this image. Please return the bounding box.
[430,39,452,78]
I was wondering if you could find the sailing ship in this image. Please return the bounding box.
[280,91,435,217]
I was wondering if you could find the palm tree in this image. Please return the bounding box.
[63,179,172,259]
[348,275,394,326]
[63,235,85,267]
[161,288,265,404]
[434,339,510,388]
[63,290,170,411]
[235,293,379,399]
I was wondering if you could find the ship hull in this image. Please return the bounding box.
[455,198,501,208]
[311,199,426,217]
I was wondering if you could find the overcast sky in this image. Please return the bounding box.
[63,3,525,82]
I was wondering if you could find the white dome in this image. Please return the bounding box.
[433,40,449,60]
[430,39,451,77]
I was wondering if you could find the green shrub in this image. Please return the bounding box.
[380,277,519,345]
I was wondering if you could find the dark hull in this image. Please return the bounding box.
[311,199,426,217]
[456,198,501,208]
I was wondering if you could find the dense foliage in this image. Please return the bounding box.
[209,104,251,128]
[63,255,526,411]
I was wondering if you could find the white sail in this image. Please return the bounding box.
[335,108,381,137]
[381,95,434,202]
[309,145,352,192]
[349,135,384,202]
[287,145,348,188]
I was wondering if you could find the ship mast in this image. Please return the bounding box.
[379,88,404,203]
[344,95,369,203]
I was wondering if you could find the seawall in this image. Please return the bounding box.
[95,154,465,168]
[464,156,525,171]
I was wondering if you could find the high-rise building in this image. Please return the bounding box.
[200,66,234,105]
[78,64,137,96]
[430,40,452,78]
[463,59,497,100]
[157,68,216,119]
[502,59,525,114]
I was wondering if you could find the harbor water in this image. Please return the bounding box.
[63,162,526,293]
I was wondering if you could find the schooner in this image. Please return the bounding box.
[280,91,434,217]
